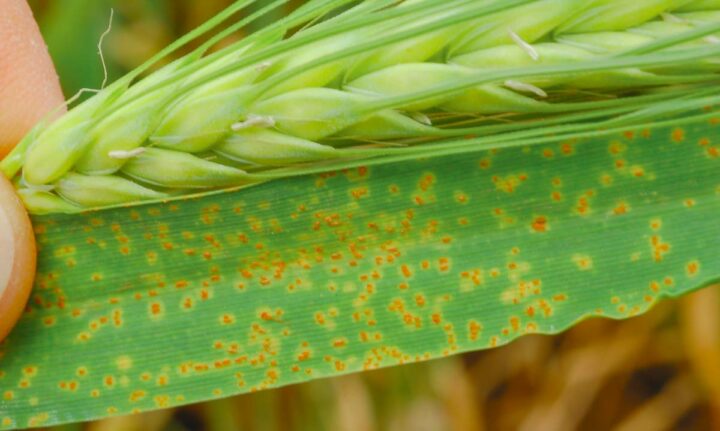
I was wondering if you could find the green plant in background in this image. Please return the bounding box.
[36,0,119,98]
[1,0,719,429]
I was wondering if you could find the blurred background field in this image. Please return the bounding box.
[25,1,720,430]
[28,0,306,101]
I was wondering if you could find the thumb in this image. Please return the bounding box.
[0,0,66,158]
[0,0,64,341]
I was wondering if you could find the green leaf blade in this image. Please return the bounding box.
[0,121,718,429]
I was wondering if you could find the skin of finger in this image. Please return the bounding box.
[0,0,66,158]
[0,174,36,342]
